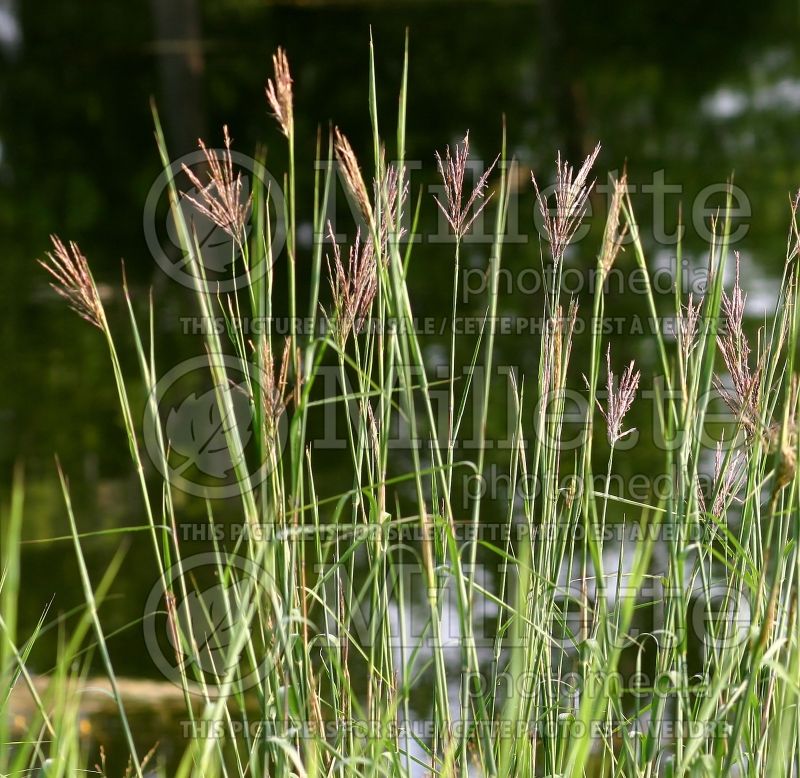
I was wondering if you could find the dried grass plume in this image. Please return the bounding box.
[714,253,763,439]
[265,47,294,137]
[533,142,601,264]
[182,126,251,245]
[599,170,628,276]
[434,132,498,240]
[259,337,294,442]
[326,224,377,347]
[334,128,373,225]
[39,236,105,330]
[598,345,641,444]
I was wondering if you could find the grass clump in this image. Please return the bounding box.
[3,38,800,778]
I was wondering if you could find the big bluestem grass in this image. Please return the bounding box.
[6,38,800,778]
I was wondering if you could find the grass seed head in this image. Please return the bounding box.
[38,236,105,330]
[181,126,251,245]
[260,336,293,442]
[599,170,628,276]
[434,132,498,240]
[265,47,294,138]
[600,344,641,445]
[334,127,373,225]
[714,252,763,439]
[533,142,601,265]
[326,224,377,348]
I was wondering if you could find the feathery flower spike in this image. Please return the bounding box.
[38,236,104,330]
[533,143,601,265]
[434,132,498,240]
[598,345,641,444]
[326,224,377,347]
[181,126,251,244]
[265,47,294,138]
[334,128,373,225]
[259,337,293,441]
[714,252,763,438]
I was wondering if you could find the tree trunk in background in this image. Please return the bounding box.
[149,0,205,158]
[537,0,586,165]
